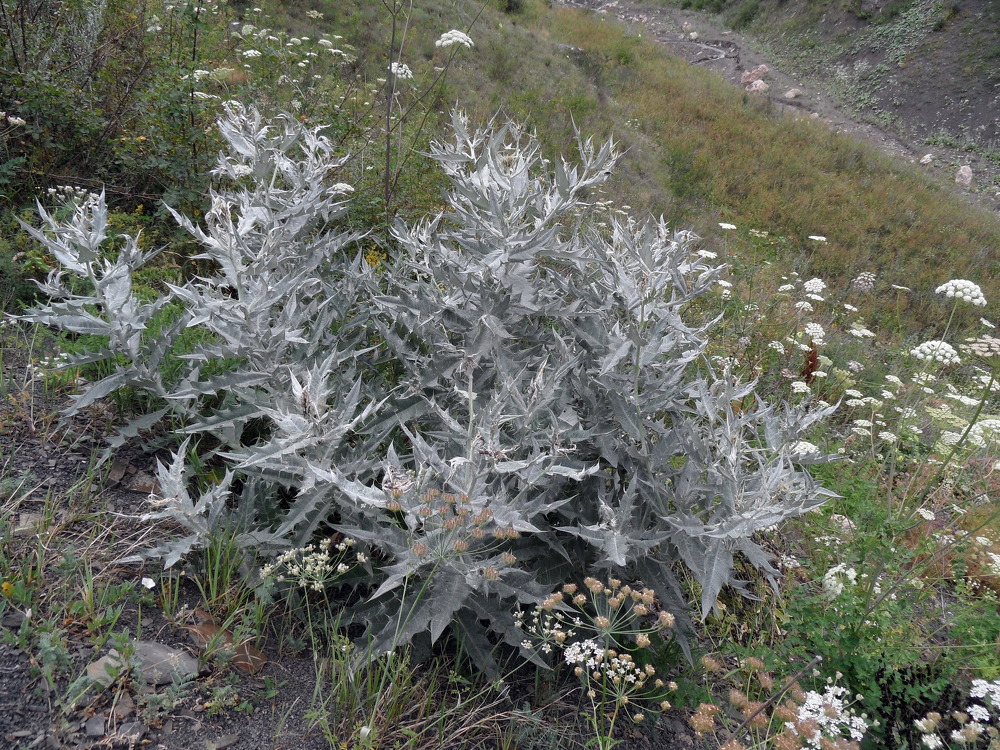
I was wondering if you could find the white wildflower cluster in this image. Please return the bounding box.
[260,537,359,592]
[789,441,820,455]
[29,351,72,380]
[435,29,474,49]
[935,279,987,307]
[849,323,876,339]
[2,112,26,127]
[804,323,826,344]
[852,272,876,293]
[230,9,354,91]
[518,579,675,720]
[786,685,869,749]
[803,278,827,295]
[46,184,100,207]
[718,222,737,230]
[915,680,1000,748]
[565,640,650,687]
[389,62,413,80]
[822,563,857,600]
[911,340,961,365]
[515,604,576,654]
[791,381,811,394]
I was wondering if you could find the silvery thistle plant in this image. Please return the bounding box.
[20,104,838,672]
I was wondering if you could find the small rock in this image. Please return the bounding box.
[127,472,159,494]
[14,513,42,538]
[108,458,129,484]
[85,715,106,737]
[1,610,26,629]
[688,31,698,40]
[115,721,146,746]
[741,63,769,85]
[809,112,820,120]
[746,79,769,93]
[784,88,802,99]
[86,650,123,688]
[956,165,973,186]
[919,153,934,164]
[113,692,135,719]
[132,641,200,685]
[211,733,240,750]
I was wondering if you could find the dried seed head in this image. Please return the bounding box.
[701,655,722,673]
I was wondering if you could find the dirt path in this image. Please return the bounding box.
[557,0,1000,214]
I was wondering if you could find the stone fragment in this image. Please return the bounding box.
[86,641,200,688]
[86,650,123,688]
[746,79,769,93]
[85,715,106,737]
[113,692,135,719]
[14,513,42,537]
[1,610,26,629]
[956,165,973,186]
[131,640,200,685]
[108,458,128,484]
[127,472,158,494]
[919,153,933,164]
[784,88,802,99]
[688,31,698,40]
[741,63,769,85]
[115,721,147,746]
[211,733,240,749]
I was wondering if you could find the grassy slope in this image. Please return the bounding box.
[355,0,1000,331]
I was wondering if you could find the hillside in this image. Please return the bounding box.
[635,0,1000,203]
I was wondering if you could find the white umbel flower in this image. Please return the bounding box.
[389,62,413,79]
[935,279,986,307]
[910,340,961,365]
[436,29,474,48]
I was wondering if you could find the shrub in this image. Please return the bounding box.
[18,104,837,672]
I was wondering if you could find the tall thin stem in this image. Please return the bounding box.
[383,2,399,223]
